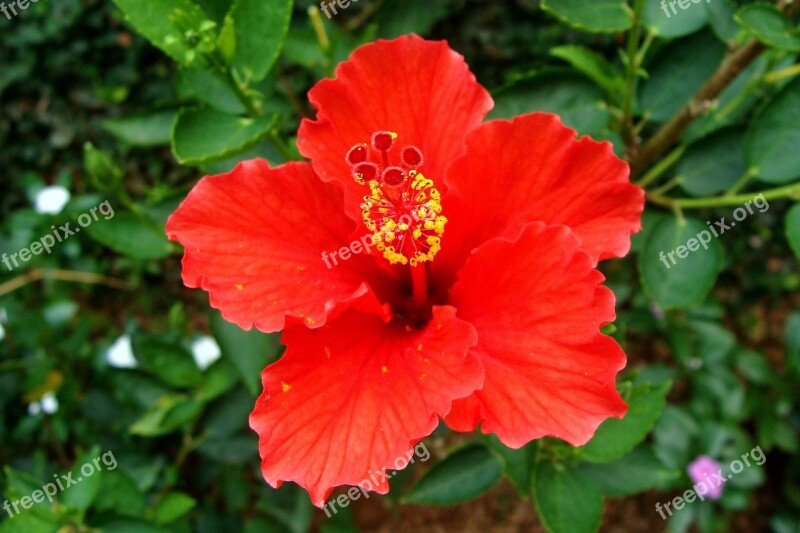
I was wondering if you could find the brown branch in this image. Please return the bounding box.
[629,39,765,178]
[629,0,799,178]
[0,268,133,297]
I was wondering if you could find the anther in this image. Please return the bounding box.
[348,131,446,266]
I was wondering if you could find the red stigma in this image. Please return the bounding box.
[371,131,396,151]
[401,146,423,168]
[382,167,405,187]
[346,143,368,165]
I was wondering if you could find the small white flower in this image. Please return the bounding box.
[39,392,59,414]
[27,402,41,416]
[191,335,221,370]
[106,335,137,368]
[34,185,71,215]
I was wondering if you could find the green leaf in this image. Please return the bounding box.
[61,447,103,512]
[580,381,671,463]
[550,45,623,94]
[152,491,197,525]
[653,406,699,469]
[130,394,203,436]
[1,467,61,526]
[102,111,177,147]
[483,434,534,497]
[785,202,800,262]
[171,107,277,166]
[735,3,800,52]
[211,311,280,395]
[0,512,58,533]
[177,69,246,114]
[676,128,746,196]
[489,72,610,137]
[581,445,680,496]
[374,0,451,38]
[93,470,146,517]
[533,463,603,533]
[133,337,204,388]
[402,445,502,505]
[197,359,239,401]
[705,0,740,42]
[196,0,234,23]
[111,0,209,63]
[734,348,776,385]
[746,76,800,183]
[203,389,254,439]
[643,0,709,38]
[217,14,236,64]
[541,0,632,33]
[639,216,724,310]
[786,312,800,377]
[83,142,124,190]
[682,55,770,143]
[225,0,292,82]
[85,212,173,260]
[639,30,725,122]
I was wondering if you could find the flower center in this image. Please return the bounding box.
[346,131,447,267]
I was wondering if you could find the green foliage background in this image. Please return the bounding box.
[1,0,799,531]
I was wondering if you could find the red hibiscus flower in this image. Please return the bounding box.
[165,35,644,507]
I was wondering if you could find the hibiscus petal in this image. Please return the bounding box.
[297,34,493,221]
[444,222,627,447]
[249,306,483,507]
[435,112,644,286]
[166,159,385,332]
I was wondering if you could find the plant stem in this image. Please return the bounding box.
[206,51,262,118]
[308,6,330,52]
[630,39,765,177]
[0,269,133,297]
[647,180,800,209]
[631,0,799,177]
[636,145,685,187]
[622,0,646,158]
[763,62,800,84]
[724,168,756,196]
[651,175,683,196]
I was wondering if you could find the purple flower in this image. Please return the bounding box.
[688,455,724,500]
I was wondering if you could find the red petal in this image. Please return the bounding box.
[297,35,493,221]
[249,306,483,506]
[435,113,644,286]
[444,222,627,447]
[166,160,386,332]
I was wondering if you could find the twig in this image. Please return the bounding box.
[0,268,133,297]
[630,39,765,177]
[631,0,800,177]
[647,180,800,209]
